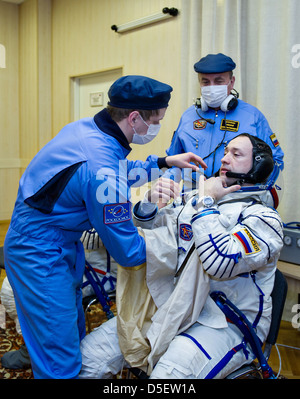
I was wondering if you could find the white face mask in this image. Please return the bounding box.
[132,115,161,145]
[201,83,229,109]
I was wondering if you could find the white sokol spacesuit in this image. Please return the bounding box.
[79,175,283,379]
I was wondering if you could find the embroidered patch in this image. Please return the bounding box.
[193,119,207,130]
[270,133,279,147]
[180,224,193,241]
[220,119,239,132]
[233,228,261,255]
[104,203,131,224]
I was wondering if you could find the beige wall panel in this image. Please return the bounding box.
[0,2,20,221]
[1,0,183,221]
[19,0,39,161]
[52,0,182,164]
[0,2,19,160]
[37,0,52,149]
[0,168,19,220]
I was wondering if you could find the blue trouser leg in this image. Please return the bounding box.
[4,227,86,379]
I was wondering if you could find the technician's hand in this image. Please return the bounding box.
[165,152,207,172]
[146,177,180,208]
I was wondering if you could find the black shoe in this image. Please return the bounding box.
[1,344,31,369]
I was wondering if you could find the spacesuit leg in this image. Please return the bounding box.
[150,323,254,379]
[79,316,125,379]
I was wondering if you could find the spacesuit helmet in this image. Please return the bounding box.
[225,133,274,184]
[225,133,283,208]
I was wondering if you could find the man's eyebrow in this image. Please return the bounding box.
[226,146,244,153]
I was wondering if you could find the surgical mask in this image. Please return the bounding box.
[201,83,229,109]
[132,115,161,145]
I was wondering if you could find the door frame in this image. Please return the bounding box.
[70,66,123,121]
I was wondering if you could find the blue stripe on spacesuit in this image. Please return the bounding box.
[216,257,232,278]
[213,234,229,251]
[209,233,242,263]
[197,233,241,277]
[180,334,250,379]
[191,209,220,224]
[250,272,265,329]
[204,342,249,379]
[180,333,211,360]
[196,233,224,253]
[242,214,282,239]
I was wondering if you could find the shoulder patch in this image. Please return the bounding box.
[193,119,207,130]
[233,228,261,255]
[180,223,193,241]
[104,202,131,224]
[270,133,279,147]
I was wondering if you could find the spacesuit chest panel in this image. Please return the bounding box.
[177,196,197,267]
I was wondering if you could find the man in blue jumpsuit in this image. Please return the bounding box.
[3,75,205,379]
[164,53,284,190]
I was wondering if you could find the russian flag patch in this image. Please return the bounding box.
[104,202,131,224]
[270,133,279,147]
[233,228,261,255]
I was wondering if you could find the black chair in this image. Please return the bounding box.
[128,269,288,380]
[225,268,288,379]
[0,246,5,270]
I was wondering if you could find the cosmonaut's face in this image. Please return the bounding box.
[219,135,253,186]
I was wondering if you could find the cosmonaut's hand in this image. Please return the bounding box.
[146,177,180,209]
[198,174,241,203]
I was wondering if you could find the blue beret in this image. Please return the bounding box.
[108,75,173,110]
[194,53,236,73]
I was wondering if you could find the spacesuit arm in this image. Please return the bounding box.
[191,204,283,279]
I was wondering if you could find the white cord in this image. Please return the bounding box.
[276,343,300,351]
[273,343,300,378]
[117,358,125,379]
[274,343,282,378]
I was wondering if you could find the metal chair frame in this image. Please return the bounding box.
[225,268,288,379]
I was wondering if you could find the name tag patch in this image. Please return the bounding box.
[104,203,131,224]
[180,224,193,241]
[220,119,239,132]
[233,228,261,255]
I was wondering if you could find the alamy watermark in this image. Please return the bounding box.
[291,44,300,68]
[95,161,204,204]
[291,303,300,329]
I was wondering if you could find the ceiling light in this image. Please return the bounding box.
[111,7,179,33]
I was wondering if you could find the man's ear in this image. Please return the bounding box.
[229,75,235,90]
[128,111,140,126]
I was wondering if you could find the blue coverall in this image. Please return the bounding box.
[164,100,284,189]
[4,109,164,378]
